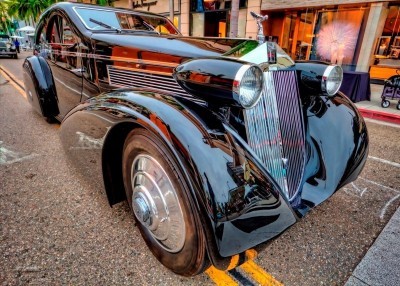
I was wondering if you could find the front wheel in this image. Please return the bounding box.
[397,101,400,110]
[122,129,209,276]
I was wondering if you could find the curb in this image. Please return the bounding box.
[358,108,400,125]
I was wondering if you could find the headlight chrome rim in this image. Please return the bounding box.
[233,64,264,109]
[321,65,343,96]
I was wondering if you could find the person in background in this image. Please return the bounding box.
[14,39,20,53]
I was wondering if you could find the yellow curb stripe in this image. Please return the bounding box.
[0,67,26,99]
[240,260,283,286]
[245,249,258,260]
[226,254,240,270]
[205,266,239,286]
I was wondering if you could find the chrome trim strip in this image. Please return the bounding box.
[107,65,172,77]
[108,57,179,68]
[48,49,180,68]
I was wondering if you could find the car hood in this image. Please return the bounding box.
[90,33,260,60]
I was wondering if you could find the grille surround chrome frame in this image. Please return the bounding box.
[245,70,306,202]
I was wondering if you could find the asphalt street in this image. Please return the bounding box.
[1,52,399,285]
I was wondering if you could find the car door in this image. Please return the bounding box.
[45,15,84,118]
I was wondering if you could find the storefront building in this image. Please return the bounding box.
[260,0,400,79]
[113,0,400,79]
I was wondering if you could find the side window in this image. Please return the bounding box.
[62,19,81,69]
[35,24,48,54]
[46,16,62,62]
[62,18,78,47]
[46,15,81,69]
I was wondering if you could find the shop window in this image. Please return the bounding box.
[391,36,400,59]
[376,36,391,56]
[190,0,247,12]
[267,10,315,60]
[370,6,400,80]
[310,8,365,68]
[373,6,400,61]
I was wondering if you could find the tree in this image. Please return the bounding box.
[96,0,115,6]
[0,0,12,34]
[6,0,56,26]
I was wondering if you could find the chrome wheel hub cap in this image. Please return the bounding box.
[131,154,185,253]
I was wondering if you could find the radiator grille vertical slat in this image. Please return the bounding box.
[245,70,305,201]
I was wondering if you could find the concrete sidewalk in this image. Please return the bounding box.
[345,207,400,286]
[347,83,400,286]
[355,84,400,125]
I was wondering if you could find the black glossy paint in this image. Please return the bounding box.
[23,56,59,118]
[59,89,297,264]
[26,1,369,270]
[300,93,368,209]
[174,58,246,106]
[295,61,329,96]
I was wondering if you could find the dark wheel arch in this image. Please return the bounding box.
[101,122,136,205]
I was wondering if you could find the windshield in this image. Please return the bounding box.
[74,7,180,35]
[0,35,10,43]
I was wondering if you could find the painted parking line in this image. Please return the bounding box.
[368,156,400,168]
[206,250,283,286]
[0,65,26,98]
[0,141,39,165]
[239,260,283,286]
[0,66,60,129]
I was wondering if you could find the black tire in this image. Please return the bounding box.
[397,101,400,110]
[13,53,18,59]
[122,128,209,276]
[381,99,390,108]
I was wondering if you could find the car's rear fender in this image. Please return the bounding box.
[23,56,58,118]
[59,89,298,269]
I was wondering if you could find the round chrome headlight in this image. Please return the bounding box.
[233,65,264,108]
[322,65,343,96]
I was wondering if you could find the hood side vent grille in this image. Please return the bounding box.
[107,65,197,101]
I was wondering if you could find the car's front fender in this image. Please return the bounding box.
[59,89,297,269]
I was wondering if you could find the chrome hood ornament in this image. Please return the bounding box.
[250,11,268,45]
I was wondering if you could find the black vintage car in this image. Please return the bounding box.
[23,2,369,276]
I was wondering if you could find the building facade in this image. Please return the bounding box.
[260,0,400,78]
[112,0,400,78]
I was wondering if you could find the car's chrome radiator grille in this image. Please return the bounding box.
[107,65,191,99]
[245,70,305,201]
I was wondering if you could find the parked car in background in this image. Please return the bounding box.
[0,35,17,59]
[23,2,369,276]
